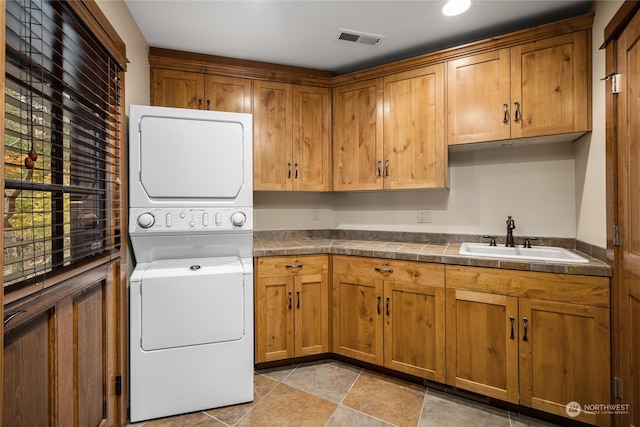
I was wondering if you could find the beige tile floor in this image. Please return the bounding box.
[128,360,561,427]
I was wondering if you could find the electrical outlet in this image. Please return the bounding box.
[417,210,433,223]
[312,208,320,221]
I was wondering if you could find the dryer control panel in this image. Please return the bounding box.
[129,207,252,233]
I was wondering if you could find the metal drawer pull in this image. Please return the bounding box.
[294,163,299,179]
[384,159,389,177]
[377,295,381,314]
[296,291,300,309]
[206,99,211,110]
[288,291,292,309]
[509,316,515,340]
[522,317,528,341]
[386,297,390,315]
[4,310,26,326]
[514,101,520,123]
[285,263,303,269]
[288,163,292,178]
[198,99,203,109]
[377,160,382,177]
[503,103,509,124]
[374,266,393,273]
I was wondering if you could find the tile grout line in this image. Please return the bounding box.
[416,387,430,426]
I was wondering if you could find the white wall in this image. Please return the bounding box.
[574,0,623,248]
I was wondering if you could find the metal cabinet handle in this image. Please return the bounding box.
[509,316,515,340]
[374,266,393,273]
[386,297,390,316]
[4,309,26,326]
[294,163,299,179]
[377,295,381,314]
[287,163,291,179]
[503,103,509,124]
[377,160,382,177]
[288,291,292,309]
[514,101,520,123]
[384,160,389,177]
[198,99,203,110]
[522,317,528,341]
[296,291,300,309]
[206,99,211,110]
[285,263,303,269]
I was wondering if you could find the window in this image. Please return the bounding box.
[4,0,123,293]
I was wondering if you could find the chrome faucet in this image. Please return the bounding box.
[506,216,516,247]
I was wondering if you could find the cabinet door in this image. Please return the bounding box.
[204,75,252,113]
[383,281,445,381]
[292,85,330,191]
[253,81,293,190]
[384,64,447,189]
[511,31,589,138]
[151,69,204,109]
[332,79,384,191]
[255,276,294,362]
[519,299,610,426]
[447,49,511,145]
[294,273,329,356]
[332,273,383,364]
[446,289,519,403]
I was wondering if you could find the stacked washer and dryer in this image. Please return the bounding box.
[128,105,253,423]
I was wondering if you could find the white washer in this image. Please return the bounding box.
[128,105,253,423]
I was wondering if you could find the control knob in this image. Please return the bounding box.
[137,212,155,228]
[230,211,247,227]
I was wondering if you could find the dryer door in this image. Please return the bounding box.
[139,257,245,351]
[139,114,245,199]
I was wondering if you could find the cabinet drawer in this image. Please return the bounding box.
[333,255,444,287]
[445,265,610,307]
[256,255,328,277]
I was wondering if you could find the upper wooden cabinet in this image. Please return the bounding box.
[333,64,447,191]
[151,69,252,113]
[447,31,590,145]
[253,82,330,191]
[332,79,384,191]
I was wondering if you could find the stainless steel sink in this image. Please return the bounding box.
[459,242,589,264]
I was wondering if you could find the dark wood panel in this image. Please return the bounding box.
[3,312,53,426]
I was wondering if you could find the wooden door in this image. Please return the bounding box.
[447,49,511,145]
[616,8,640,426]
[332,79,384,191]
[204,75,252,113]
[292,85,330,191]
[151,68,204,109]
[519,299,610,426]
[332,273,383,364]
[383,281,445,381]
[253,81,293,190]
[255,276,294,362]
[294,273,329,356]
[383,65,447,189]
[445,289,519,404]
[511,32,589,139]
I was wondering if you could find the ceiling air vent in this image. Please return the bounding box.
[337,29,385,46]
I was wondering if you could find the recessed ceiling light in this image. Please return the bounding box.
[442,0,471,16]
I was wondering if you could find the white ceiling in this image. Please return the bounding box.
[124,0,593,75]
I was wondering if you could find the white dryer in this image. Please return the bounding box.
[127,105,253,423]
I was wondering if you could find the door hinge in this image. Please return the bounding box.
[614,377,623,399]
[601,72,621,94]
[115,375,122,396]
[613,225,620,246]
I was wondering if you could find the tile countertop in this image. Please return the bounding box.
[253,234,612,278]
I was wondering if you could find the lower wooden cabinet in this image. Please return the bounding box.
[332,255,445,381]
[445,265,611,427]
[254,255,329,363]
